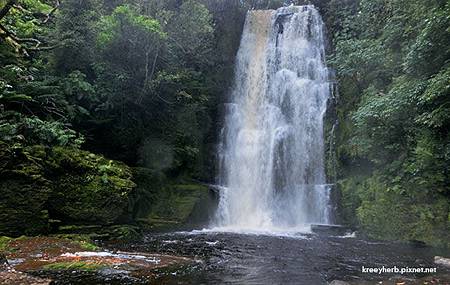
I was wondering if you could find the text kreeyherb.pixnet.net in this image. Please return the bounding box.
[361,265,437,275]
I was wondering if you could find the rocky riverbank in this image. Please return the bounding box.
[0,236,195,284]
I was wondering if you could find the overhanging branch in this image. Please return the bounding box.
[43,0,60,24]
[0,22,57,56]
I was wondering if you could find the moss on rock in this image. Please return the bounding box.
[0,140,214,237]
[128,168,216,231]
[42,261,107,271]
[133,178,216,231]
[0,141,136,236]
[0,142,51,236]
[47,147,136,224]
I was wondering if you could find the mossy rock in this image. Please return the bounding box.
[47,147,136,224]
[0,141,136,236]
[42,261,107,271]
[136,181,218,231]
[127,167,167,221]
[56,224,142,241]
[0,142,51,236]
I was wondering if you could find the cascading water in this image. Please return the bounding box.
[214,5,332,232]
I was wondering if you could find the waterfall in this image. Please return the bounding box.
[215,5,331,231]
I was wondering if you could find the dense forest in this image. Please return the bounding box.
[322,0,450,247]
[0,0,449,248]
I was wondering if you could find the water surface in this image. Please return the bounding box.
[116,231,449,285]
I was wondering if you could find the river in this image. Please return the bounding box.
[43,230,449,284]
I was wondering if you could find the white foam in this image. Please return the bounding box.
[181,225,313,239]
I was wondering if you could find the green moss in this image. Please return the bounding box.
[131,177,214,231]
[77,241,98,251]
[52,234,99,251]
[0,140,136,236]
[0,142,51,236]
[43,261,106,271]
[0,236,12,252]
[106,225,142,240]
[47,147,136,225]
[150,183,208,223]
[54,225,142,242]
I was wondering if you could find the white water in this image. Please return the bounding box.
[214,5,332,232]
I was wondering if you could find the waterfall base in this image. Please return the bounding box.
[310,224,351,236]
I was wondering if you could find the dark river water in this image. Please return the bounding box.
[103,230,448,285]
[40,230,450,285]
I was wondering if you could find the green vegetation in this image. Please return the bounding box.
[0,142,52,236]
[0,0,252,237]
[0,140,135,235]
[140,183,214,230]
[53,234,99,251]
[48,147,135,224]
[0,236,12,252]
[321,0,450,246]
[0,0,448,247]
[0,235,99,255]
[43,261,106,271]
[130,168,215,231]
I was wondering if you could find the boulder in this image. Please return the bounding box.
[47,147,136,225]
[0,141,136,236]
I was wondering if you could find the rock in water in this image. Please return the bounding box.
[435,256,450,267]
[329,281,350,285]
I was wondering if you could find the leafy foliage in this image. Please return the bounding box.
[0,0,250,236]
[330,0,450,246]
[0,113,84,147]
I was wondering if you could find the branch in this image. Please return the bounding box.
[42,0,60,24]
[0,0,17,20]
[0,23,57,56]
[0,22,41,46]
[12,4,29,13]
[0,22,29,56]
[28,45,58,51]
[16,37,42,46]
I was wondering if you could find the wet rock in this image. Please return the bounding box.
[134,180,216,232]
[0,253,9,272]
[0,270,52,285]
[311,224,349,236]
[329,280,350,285]
[0,253,8,265]
[435,256,450,268]
[2,236,194,283]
